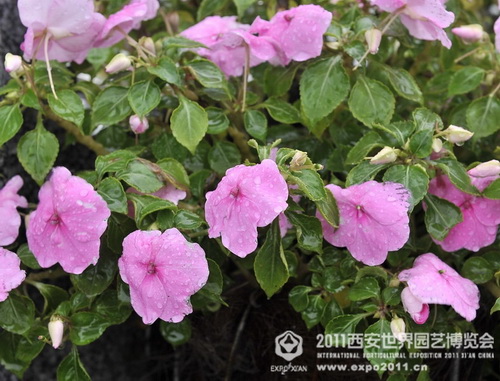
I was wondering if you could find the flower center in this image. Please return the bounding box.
[284,15,294,22]
[438,269,445,274]
[147,262,156,274]
[49,213,61,225]
[230,187,240,198]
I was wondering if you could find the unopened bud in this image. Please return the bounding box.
[139,37,156,56]
[431,138,443,153]
[48,317,64,349]
[389,277,400,288]
[129,115,149,134]
[370,146,399,165]
[105,53,132,74]
[290,151,308,169]
[365,29,382,54]
[451,24,484,44]
[390,317,406,342]
[326,41,341,50]
[4,53,23,75]
[468,160,500,178]
[441,125,474,145]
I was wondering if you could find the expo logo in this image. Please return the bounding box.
[275,330,304,361]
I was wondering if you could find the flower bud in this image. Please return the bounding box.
[451,25,484,44]
[290,151,308,169]
[105,53,132,74]
[48,317,64,349]
[4,53,23,75]
[431,138,443,153]
[370,146,399,165]
[390,317,406,342]
[129,115,149,134]
[441,125,474,145]
[365,29,382,54]
[139,37,156,56]
[468,160,500,178]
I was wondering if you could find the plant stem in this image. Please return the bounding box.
[43,33,58,99]
[26,267,67,282]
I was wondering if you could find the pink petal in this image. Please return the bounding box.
[495,17,500,53]
[0,248,26,302]
[401,287,430,324]
[399,15,452,48]
[370,0,407,13]
[358,182,409,226]
[405,0,455,29]
[0,176,28,246]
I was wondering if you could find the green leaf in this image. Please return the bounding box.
[355,266,388,283]
[461,257,494,284]
[287,169,327,201]
[208,141,241,175]
[148,56,181,85]
[0,294,35,335]
[363,319,399,375]
[69,312,109,345]
[289,286,313,312]
[424,194,463,241]
[384,66,423,104]
[325,314,365,344]
[187,59,229,92]
[0,328,45,378]
[436,158,479,195]
[348,76,395,127]
[483,178,500,199]
[31,283,69,314]
[346,131,384,165]
[466,95,500,138]
[17,124,59,185]
[160,319,192,347]
[57,348,91,381]
[300,56,350,124]
[491,298,500,314]
[163,36,208,49]
[244,110,267,141]
[262,98,301,124]
[286,212,323,253]
[373,121,415,148]
[174,210,203,229]
[348,277,380,301]
[409,129,433,158]
[233,0,257,16]
[91,86,132,126]
[97,177,128,214]
[448,67,485,96]
[156,158,190,190]
[345,161,388,186]
[315,187,340,228]
[301,294,326,329]
[70,249,118,297]
[0,105,23,146]
[17,244,41,269]
[254,220,289,298]
[95,150,137,179]
[170,97,208,154]
[197,0,229,19]
[48,90,85,128]
[92,290,131,325]
[116,159,164,193]
[206,107,229,134]
[127,193,177,228]
[264,63,299,97]
[413,108,443,132]
[128,80,161,117]
[383,165,429,211]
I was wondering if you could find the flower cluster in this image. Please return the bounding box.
[180,5,332,76]
[18,0,159,63]
[428,160,500,252]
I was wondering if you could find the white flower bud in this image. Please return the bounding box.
[441,125,474,145]
[129,115,149,134]
[139,37,156,56]
[4,53,23,75]
[105,53,132,74]
[370,147,399,165]
[290,151,308,169]
[451,24,484,44]
[365,29,383,54]
[468,160,500,178]
[48,317,64,349]
[390,317,406,342]
[432,138,443,153]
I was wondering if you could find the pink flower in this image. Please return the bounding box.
[27,167,111,274]
[94,0,159,48]
[181,16,275,77]
[249,4,333,65]
[495,17,500,53]
[451,25,483,43]
[118,228,209,324]
[205,159,289,257]
[0,248,26,302]
[129,115,149,134]
[317,181,410,266]
[399,253,480,322]
[428,171,500,252]
[0,176,28,246]
[18,0,106,63]
[370,0,455,48]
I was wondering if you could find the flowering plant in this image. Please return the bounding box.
[1,0,499,378]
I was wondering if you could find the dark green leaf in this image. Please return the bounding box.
[95,150,137,179]
[17,244,41,269]
[127,193,177,228]
[208,141,241,175]
[233,0,256,16]
[187,59,229,92]
[206,107,229,134]
[436,158,479,195]
[0,294,35,334]
[69,312,109,345]
[174,210,203,229]
[160,319,192,347]
[348,277,380,301]
[461,257,494,284]
[148,56,181,85]
[345,161,388,186]
[315,186,340,228]
[286,212,323,253]
[424,194,463,241]
[384,66,423,104]
[97,177,128,214]
[262,98,301,124]
[448,67,485,96]
[466,96,500,138]
[91,86,131,126]
[244,110,267,141]
[170,97,208,154]
[48,90,85,128]
[363,319,399,375]
[383,165,429,210]
[128,80,161,117]
[57,348,91,381]
[264,64,299,97]
[31,283,69,314]
[156,158,190,190]
[116,159,164,193]
[92,290,131,325]
[0,105,23,146]
[289,285,313,312]
[409,129,433,158]
[301,294,326,329]
[483,178,500,199]
[346,131,384,164]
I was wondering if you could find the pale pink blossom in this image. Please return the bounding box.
[48,318,64,349]
[119,228,209,324]
[370,0,455,48]
[181,16,275,77]
[451,24,483,43]
[428,172,500,252]
[0,248,26,302]
[399,253,480,322]
[495,17,500,53]
[249,4,333,65]
[129,115,149,134]
[18,0,106,63]
[0,176,28,246]
[4,53,23,74]
[317,181,410,266]
[27,167,111,274]
[205,159,288,257]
